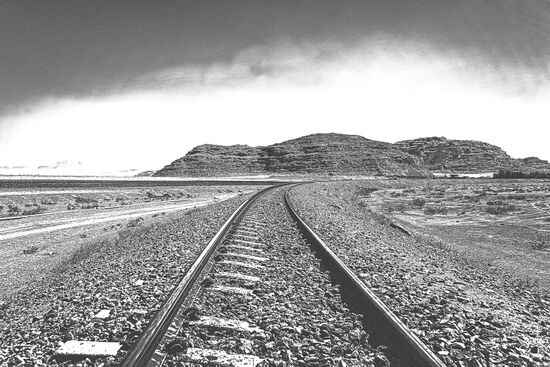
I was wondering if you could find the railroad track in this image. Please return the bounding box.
[121,185,445,367]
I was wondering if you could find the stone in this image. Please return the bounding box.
[56,341,121,357]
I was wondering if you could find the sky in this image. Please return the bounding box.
[1,0,550,175]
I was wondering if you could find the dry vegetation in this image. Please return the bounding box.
[0,185,260,298]
[0,186,249,219]
[291,180,550,365]
[364,179,550,290]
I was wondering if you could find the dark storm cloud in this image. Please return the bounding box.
[1,0,549,112]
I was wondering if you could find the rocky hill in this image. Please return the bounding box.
[155,133,429,177]
[155,134,550,177]
[394,137,514,173]
[395,137,550,173]
[135,170,156,177]
[156,145,265,177]
[517,157,550,172]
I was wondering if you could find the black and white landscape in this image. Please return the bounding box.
[1,1,549,366]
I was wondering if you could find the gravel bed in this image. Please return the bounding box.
[0,193,252,366]
[164,187,394,366]
[290,181,550,367]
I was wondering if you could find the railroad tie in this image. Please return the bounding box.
[219,260,265,270]
[56,341,121,358]
[233,239,266,247]
[183,348,263,367]
[232,233,259,240]
[240,220,265,226]
[225,244,265,253]
[208,285,256,297]
[234,229,259,236]
[222,252,268,262]
[215,271,260,282]
[239,224,263,230]
[189,316,265,335]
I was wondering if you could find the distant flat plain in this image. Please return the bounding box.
[364,178,550,291]
[0,180,264,298]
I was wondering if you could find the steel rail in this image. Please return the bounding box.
[121,185,279,367]
[284,186,446,367]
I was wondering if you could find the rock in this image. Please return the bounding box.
[154,133,430,177]
[154,133,550,177]
[374,354,390,367]
[165,338,190,354]
[135,170,156,177]
[94,309,111,319]
[395,136,550,174]
[182,307,201,321]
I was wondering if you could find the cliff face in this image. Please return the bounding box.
[517,157,550,172]
[155,133,429,177]
[154,144,265,177]
[394,137,515,173]
[260,134,427,176]
[155,134,550,177]
[395,137,550,173]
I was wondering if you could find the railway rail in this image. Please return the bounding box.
[120,184,445,366]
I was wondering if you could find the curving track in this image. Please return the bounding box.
[119,185,444,367]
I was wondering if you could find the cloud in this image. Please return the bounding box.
[0,37,549,176]
[120,35,550,100]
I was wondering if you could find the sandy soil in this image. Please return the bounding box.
[0,186,263,299]
[364,179,550,290]
[0,192,253,366]
[290,180,550,366]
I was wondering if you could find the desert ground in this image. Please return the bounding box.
[0,184,264,299]
[0,178,549,366]
[290,179,550,365]
[363,179,550,290]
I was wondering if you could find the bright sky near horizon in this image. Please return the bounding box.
[1,1,550,175]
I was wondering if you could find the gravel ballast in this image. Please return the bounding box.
[162,187,397,366]
[0,193,254,366]
[290,181,550,367]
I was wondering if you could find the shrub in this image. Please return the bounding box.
[356,187,378,197]
[533,242,549,251]
[127,217,144,228]
[485,201,516,215]
[74,196,98,204]
[494,170,550,179]
[23,245,39,254]
[424,205,448,215]
[81,203,99,209]
[412,197,426,208]
[486,205,516,215]
[386,202,406,213]
[7,204,21,214]
[533,233,550,251]
[22,205,45,216]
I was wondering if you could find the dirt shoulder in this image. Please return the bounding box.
[0,193,251,366]
[290,181,550,367]
[0,186,261,299]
